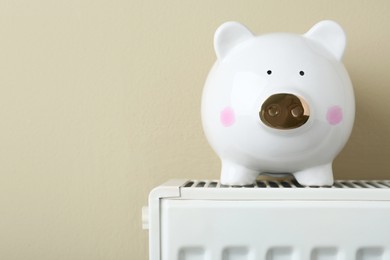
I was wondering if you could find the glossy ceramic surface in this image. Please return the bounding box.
[201,20,355,186]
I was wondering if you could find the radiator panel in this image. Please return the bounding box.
[161,200,390,260]
[145,179,390,260]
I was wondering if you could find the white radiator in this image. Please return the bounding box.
[142,179,390,260]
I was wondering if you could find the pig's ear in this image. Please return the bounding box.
[214,21,254,60]
[304,20,346,60]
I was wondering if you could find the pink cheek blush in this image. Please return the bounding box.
[220,107,235,127]
[327,106,343,125]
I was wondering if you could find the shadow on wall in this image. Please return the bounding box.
[334,70,390,180]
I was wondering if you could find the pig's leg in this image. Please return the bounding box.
[220,160,259,186]
[293,163,334,186]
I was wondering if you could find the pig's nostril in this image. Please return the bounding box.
[291,105,303,118]
[259,93,310,130]
[267,105,281,117]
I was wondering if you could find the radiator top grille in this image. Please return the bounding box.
[182,180,390,189]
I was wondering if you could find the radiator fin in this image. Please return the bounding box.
[182,180,390,189]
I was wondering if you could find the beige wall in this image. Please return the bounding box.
[1,0,390,259]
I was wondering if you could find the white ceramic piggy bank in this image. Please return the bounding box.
[201,20,355,186]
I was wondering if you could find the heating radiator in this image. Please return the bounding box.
[142,179,390,260]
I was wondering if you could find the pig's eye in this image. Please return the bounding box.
[267,70,272,75]
[299,71,305,76]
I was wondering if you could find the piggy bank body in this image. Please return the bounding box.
[201,21,355,186]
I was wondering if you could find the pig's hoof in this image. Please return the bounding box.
[220,161,258,186]
[293,163,334,186]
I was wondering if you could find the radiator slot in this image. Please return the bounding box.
[181,180,390,189]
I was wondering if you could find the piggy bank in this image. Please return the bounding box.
[201,20,355,186]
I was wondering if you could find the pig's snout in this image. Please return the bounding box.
[259,93,310,130]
